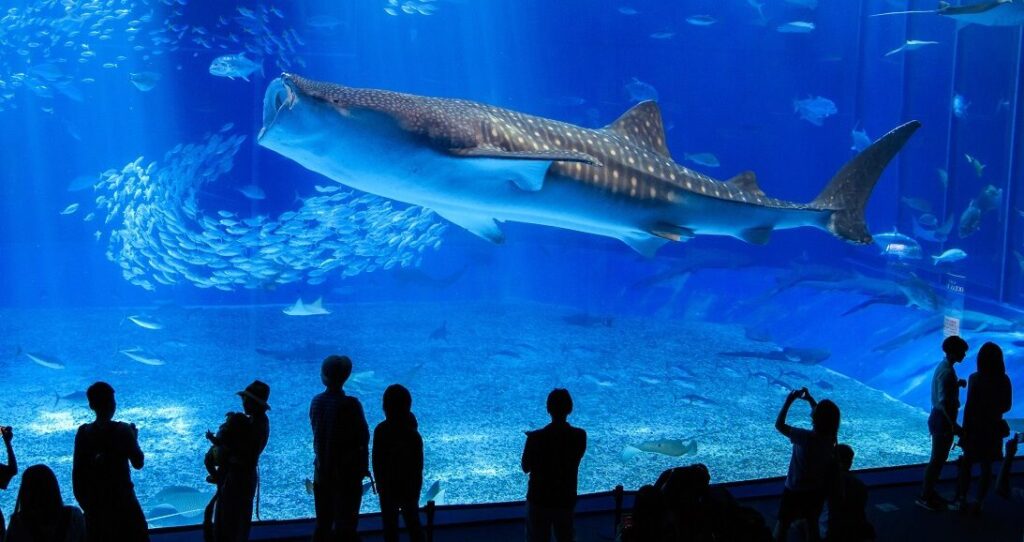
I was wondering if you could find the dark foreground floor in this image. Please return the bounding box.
[151,461,1024,542]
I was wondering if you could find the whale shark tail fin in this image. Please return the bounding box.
[811,120,921,245]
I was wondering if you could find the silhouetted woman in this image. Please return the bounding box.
[6,464,86,542]
[953,342,1012,513]
[372,384,425,542]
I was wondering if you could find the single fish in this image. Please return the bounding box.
[54,390,89,407]
[937,168,949,189]
[959,203,982,238]
[850,126,871,152]
[686,15,716,26]
[209,53,263,81]
[421,480,443,505]
[953,93,970,119]
[258,75,919,254]
[236,184,266,200]
[618,7,638,15]
[23,350,65,370]
[67,175,97,192]
[120,348,166,366]
[624,77,658,103]
[793,96,837,126]
[683,153,720,168]
[621,438,698,460]
[127,314,163,330]
[129,71,161,92]
[932,248,967,265]
[649,32,676,40]
[60,203,79,215]
[777,21,815,33]
[283,297,331,316]
[974,184,1003,213]
[885,40,939,57]
[901,197,933,214]
[965,153,986,177]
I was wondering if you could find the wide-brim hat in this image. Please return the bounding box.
[238,380,271,410]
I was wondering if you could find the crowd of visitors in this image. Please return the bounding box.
[0,335,1017,542]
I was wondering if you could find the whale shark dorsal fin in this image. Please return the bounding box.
[725,171,765,197]
[603,101,672,159]
[434,209,505,243]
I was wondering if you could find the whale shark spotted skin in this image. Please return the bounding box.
[258,74,920,256]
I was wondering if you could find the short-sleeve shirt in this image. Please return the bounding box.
[785,428,834,492]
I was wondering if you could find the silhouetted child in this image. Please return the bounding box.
[0,425,18,541]
[6,464,86,542]
[825,444,875,542]
[204,412,252,484]
[952,342,1012,513]
[917,335,969,511]
[72,382,148,542]
[522,388,587,542]
[373,384,425,542]
[310,355,369,542]
[207,380,271,542]
[774,388,840,542]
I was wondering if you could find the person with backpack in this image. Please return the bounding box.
[372,384,425,542]
[71,382,148,542]
[310,355,370,542]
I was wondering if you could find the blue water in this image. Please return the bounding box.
[0,0,1022,527]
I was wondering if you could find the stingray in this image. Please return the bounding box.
[872,0,1024,28]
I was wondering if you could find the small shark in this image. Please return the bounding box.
[872,0,1024,27]
[259,74,920,256]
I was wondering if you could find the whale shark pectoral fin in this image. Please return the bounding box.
[621,233,670,257]
[739,226,773,245]
[506,159,553,192]
[435,209,505,243]
[450,146,602,166]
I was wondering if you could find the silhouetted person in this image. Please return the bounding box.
[995,434,1019,499]
[952,342,1012,513]
[917,335,969,511]
[311,355,370,542]
[521,388,587,542]
[6,464,86,542]
[774,388,840,542]
[72,382,148,542]
[207,380,271,542]
[0,425,19,541]
[373,384,425,542]
[825,444,875,542]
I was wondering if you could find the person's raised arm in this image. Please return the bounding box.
[127,423,144,470]
[2,426,16,474]
[776,389,804,438]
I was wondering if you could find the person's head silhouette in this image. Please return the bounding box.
[836,444,854,472]
[811,399,840,441]
[238,380,271,414]
[14,464,64,524]
[977,342,1005,375]
[321,355,352,390]
[942,335,969,363]
[86,382,116,421]
[383,384,413,420]
[546,388,573,423]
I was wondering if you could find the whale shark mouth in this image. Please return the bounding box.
[258,76,297,141]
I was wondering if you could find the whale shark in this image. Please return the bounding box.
[258,74,920,256]
[872,0,1024,27]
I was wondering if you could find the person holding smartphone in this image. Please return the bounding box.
[774,387,841,542]
[0,425,18,541]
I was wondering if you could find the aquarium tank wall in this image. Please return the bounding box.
[1,0,1022,528]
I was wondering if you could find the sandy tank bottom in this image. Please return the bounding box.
[0,301,929,525]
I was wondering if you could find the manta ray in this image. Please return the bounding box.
[258,74,920,256]
[872,0,1024,27]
